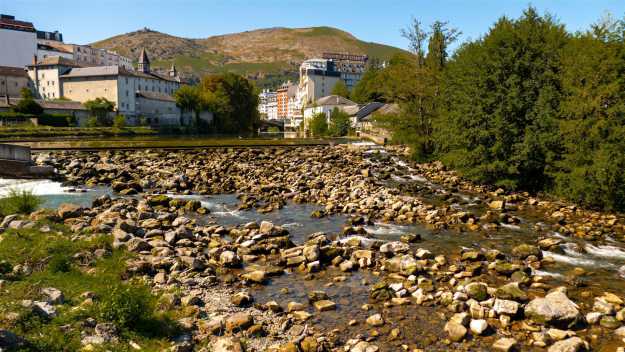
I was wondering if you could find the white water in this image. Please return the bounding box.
[584,244,625,260]
[0,179,68,197]
[542,250,615,268]
[365,222,414,236]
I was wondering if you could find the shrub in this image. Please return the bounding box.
[12,88,43,115]
[47,254,71,273]
[113,115,127,129]
[85,116,98,128]
[308,112,328,137]
[0,189,42,216]
[98,284,153,329]
[38,113,75,127]
[328,107,351,137]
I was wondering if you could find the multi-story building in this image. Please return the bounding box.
[276,81,298,119]
[322,53,368,91]
[298,58,341,108]
[258,89,278,120]
[27,48,184,122]
[36,43,74,62]
[0,65,31,98]
[0,14,37,69]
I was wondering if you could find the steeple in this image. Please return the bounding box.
[169,63,177,78]
[138,48,150,73]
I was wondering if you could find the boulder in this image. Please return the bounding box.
[493,299,520,316]
[313,300,336,312]
[492,338,517,351]
[525,291,581,327]
[495,282,528,301]
[41,287,64,305]
[465,282,489,301]
[0,329,21,350]
[470,319,488,335]
[57,203,83,219]
[547,337,587,352]
[366,314,384,327]
[512,244,542,259]
[214,337,244,352]
[444,321,467,342]
[225,313,253,332]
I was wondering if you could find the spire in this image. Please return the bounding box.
[138,48,150,73]
[169,63,177,78]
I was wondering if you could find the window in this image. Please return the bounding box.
[126,90,129,97]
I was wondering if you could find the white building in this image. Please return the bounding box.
[258,89,278,120]
[0,14,37,69]
[298,59,341,108]
[37,43,74,62]
[303,95,358,131]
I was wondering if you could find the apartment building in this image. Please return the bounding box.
[0,14,37,68]
[298,58,341,107]
[322,53,368,91]
[0,65,31,98]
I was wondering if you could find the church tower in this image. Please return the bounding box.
[138,48,150,73]
[169,63,177,78]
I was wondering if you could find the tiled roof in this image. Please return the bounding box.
[315,95,357,107]
[60,65,180,83]
[0,97,86,110]
[0,65,28,77]
[136,90,176,102]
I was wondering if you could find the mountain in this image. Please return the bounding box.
[91,26,408,87]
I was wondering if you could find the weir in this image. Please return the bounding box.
[0,143,54,178]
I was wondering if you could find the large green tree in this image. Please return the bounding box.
[12,88,43,115]
[84,97,115,126]
[435,8,568,190]
[331,80,350,98]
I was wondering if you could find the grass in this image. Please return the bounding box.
[0,224,185,351]
[0,189,42,217]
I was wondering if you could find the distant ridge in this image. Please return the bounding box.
[91,26,408,86]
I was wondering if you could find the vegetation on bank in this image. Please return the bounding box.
[308,108,352,137]
[0,203,186,351]
[0,125,156,140]
[0,189,41,217]
[174,72,260,134]
[353,8,625,211]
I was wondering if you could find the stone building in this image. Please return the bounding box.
[0,65,31,98]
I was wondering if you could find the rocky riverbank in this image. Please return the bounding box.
[1,144,624,351]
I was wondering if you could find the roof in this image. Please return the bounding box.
[355,102,385,121]
[0,65,28,77]
[0,15,35,32]
[29,56,82,68]
[315,95,357,107]
[60,65,180,83]
[37,43,72,54]
[138,48,150,64]
[0,97,86,110]
[136,90,175,102]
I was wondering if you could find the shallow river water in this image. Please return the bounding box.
[2,145,625,350]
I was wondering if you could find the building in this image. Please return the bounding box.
[298,59,341,108]
[27,56,82,100]
[322,53,368,91]
[303,95,358,131]
[36,30,63,43]
[25,48,189,125]
[0,14,37,68]
[276,81,297,119]
[258,89,278,120]
[0,65,31,98]
[36,43,74,62]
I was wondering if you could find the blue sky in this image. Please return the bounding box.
[2,0,625,50]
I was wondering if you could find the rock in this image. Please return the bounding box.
[461,250,484,261]
[287,302,305,312]
[313,300,336,312]
[291,311,312,321]
[369,282,394,302]
[225,313,253,332]
[470,319,488,335]
[489,200,506,210]
[220,251,240,267]
[593,298,615,315]
[57,203,83,219]
[366,314,384,327]
[214,337,244,352]
[339,260,354,272]
[259,221,274,234]
[385,255,421,275]
[303,245,320,262]
[181,295,203,307]
[495,282,528,301]
[41,287,64,304]
[599,315,621,329]
[231,292,253,307]
[307,291,329,302]
[615,326,625,337]
[242,270,266,284]
[547,337,587,352]
[493,299,520,316]
[379,241,409,255]
[198,317,224,335]
[465,282,489,301]
[31,301,57,319]
[0,329,21,350]
[492,338,517,351]
[512,244,542,259]
[444,321,467,342]
[350,341,379,352]
[525,291,581,327]
[126,238,152,252]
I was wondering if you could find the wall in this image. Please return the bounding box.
[0,28,36,68]
[30,67,63,99]
[62,77,118,107]
[0,144,30,161]
[0,75,30,97]
[36,48,73,62]
[136,96,180,125]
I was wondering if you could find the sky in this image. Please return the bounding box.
[2,0,625,50]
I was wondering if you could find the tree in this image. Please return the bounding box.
[174,85,202,126]
[12,88,43,115]
[331,80,350,98]
[84,97,115,126]
[435,7,568,191]
[328,107,351,136]
[308,112,328,137]
[199,73,259,134]
[350,65,386,103]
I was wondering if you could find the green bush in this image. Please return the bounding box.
[98,284,153,329]
[308,112,328,137]
[38,113,75,127]
[47,255,71,273]
[85,116,99,128]
[0,189,42,216]
[113,115,127,129]
[328,107,351,137]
